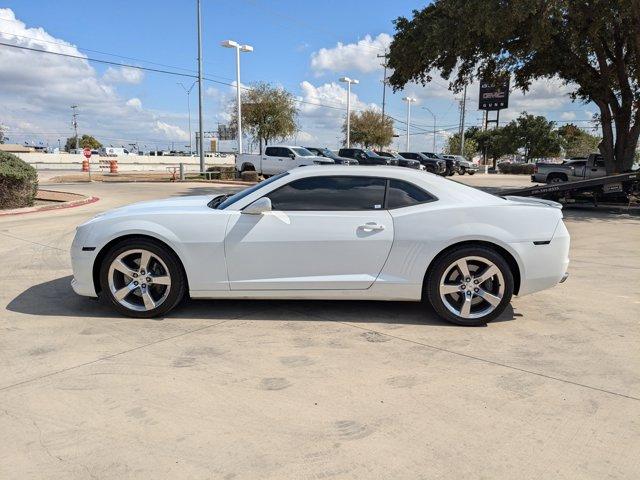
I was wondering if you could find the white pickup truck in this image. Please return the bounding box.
[236,146,333,176]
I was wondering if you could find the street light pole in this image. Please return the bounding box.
[196,0,204,172]
[221,40,253,154]
[178,81,197,154]
[402,97,417,151]
[460,84,468,157]
[422,106,436,152]
[339,77,359,147]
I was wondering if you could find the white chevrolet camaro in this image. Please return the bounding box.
[71,166,569,326]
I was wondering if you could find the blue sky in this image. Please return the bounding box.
[0,1,597,152]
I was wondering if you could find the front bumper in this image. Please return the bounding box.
[70,229,99,297]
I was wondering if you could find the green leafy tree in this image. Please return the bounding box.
[510,113,562,161]
[64,135,102,152]
[230,82,299,153]
[387,0,640,174]
[0,124,6,144]
[557,123,601,157]
[445,133,478,159]
[344,109,394,148]
[474,126,519,166]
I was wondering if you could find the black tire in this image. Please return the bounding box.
[468,171,475,175]
[459,167,466,175]
[547,174,567,183]
[99,238,186,318]
[426,166,435,174]
[425,245,514,326]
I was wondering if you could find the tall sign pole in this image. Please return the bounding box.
[196,0,205,173]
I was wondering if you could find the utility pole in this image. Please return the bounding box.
[422,107,436,152]
[377,51,388,120]
[459,84,467,157]
[402,97,417,150]
[178,81,197,154]
[71,105,79,150]
[196,0,205,173]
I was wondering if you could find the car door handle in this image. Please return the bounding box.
[360,222,385,232]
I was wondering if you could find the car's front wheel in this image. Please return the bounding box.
[426,246,514,326]
[459,167,466,175]
[99,239,186,318]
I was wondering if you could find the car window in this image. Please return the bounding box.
[216,173,289,209]
[265,147,278,156]
[386,179,435,209]
[267,176,386,211]
[292,148,314,157]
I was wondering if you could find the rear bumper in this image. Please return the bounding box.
[512,220,570,296]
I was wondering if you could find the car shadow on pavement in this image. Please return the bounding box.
[6,275,515,327]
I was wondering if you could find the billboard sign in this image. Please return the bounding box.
[479,79,509,110]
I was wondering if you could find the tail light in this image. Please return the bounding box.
[534,165,538,173]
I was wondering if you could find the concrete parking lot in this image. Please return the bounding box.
[1,175,639,479]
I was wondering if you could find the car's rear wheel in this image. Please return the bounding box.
[99,239,186,318]
[426,246,514,326]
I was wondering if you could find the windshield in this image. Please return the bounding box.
[320,148,337,158]
[364,149,380,157]
[292,148,314,157]
[214,172,289,209]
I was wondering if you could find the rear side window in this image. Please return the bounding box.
[386,179,435,209]
[265,147,278,156]
[267,176,386,211]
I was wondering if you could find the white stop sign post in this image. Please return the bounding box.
[83,148,92,180]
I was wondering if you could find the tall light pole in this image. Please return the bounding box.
[339,77,359,147]
[422,106,436,152]
[70,105,79,150]
[402,96,417,151]
[177,81,197,154]
[221,40,253,154]
[460,84,468,157]
[196,0,204,172]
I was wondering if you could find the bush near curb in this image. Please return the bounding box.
[497,162,536,175]
[240,170,259,182]
[0,152,38,209]
[206,165,236,180]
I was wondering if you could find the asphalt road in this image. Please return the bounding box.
[1,176,639,479]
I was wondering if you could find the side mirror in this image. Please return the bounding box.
[243,197,272,215]
[289,153,295,159]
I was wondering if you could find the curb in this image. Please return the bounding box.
[0,191,99,217]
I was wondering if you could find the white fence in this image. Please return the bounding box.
[16,153,235,172]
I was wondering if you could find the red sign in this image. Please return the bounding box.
[83,148,92,159]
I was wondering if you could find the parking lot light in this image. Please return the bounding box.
[339,77,359,148]
[402,96,417,150]
[221,40,253,155]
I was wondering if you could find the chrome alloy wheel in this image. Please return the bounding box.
[107,249,171,312]
[438,256,505,320]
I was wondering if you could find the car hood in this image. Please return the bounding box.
[81,195,214,225]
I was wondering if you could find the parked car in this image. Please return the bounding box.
[71,166,570,326]
[304,147,357,165]
[532,154,606,183]
[398,152,446,174]
[422,152,458,176]
[375,151,422,169]
[236,146,333,176]
[338,148,398,166]
[443,155,478,175]
[99,147,133,157]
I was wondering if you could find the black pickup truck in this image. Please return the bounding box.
[338,148,398,166]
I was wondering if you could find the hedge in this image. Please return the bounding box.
[206,165,236,180]
[0,151,38,209]
[497,162,536,175]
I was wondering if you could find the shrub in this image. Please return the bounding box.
[497,162,535,174]
[240,171,259,182]
[206,165,236,180]
[0,152,38,209]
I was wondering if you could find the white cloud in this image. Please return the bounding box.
[126,97,142,110]
[153,121,189,141]
[0,8,192,147]
[102,66,144,84]
[310,33,391,75]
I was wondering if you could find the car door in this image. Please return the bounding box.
[261,147,281,175]
[224,175,394,290]
[587,156,606,179]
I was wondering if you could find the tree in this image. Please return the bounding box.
[475,127,519,166]
[445,133,479,159]
[510,113,562,161]
[387,0,640,174]
[0,124,5,144]
[344,109,394,148]
[64,135,102,152]
[230,82,298,153]
[557,123,601,157]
